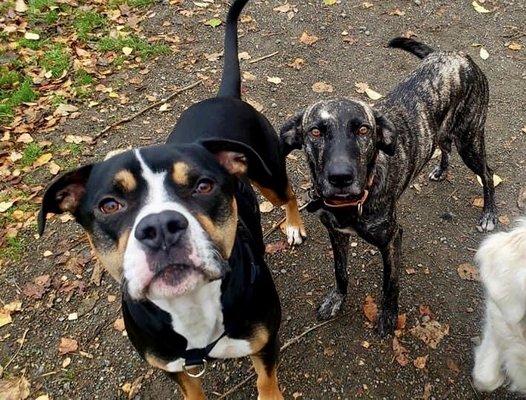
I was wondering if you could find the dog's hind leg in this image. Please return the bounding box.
[251,337,283,400]
[455,131,497,232]
[473,323,504,392]
[254,182,306,245]
[429,139,452,181]
[317,215,350,321]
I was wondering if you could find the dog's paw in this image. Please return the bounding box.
[473,368,505,393]
[316,289,345,321]
[428,165,446,181]
[281,222,306,246]
[377,308,398,337]
[477,211,497,233]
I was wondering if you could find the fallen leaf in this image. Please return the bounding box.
[0,376,30,400]
[0,310,12,327]
[446,358,460,374]
[35,395,49,400]
[273,4,291,13]
[55,103,79,116]
[476,174,502,187]
[158,103,170,112]
[363,295,378,323]
[122,47,133,55]
[287,58,305,69]
[259,201,274,213]
[355,82,382,100]
[392,337,410,366]
[59,337,78,355]
[0,201,14,213]
[15,0,28,13]
[113,318,126,332]
[238,51,251,60]
[24,32,40,40]
[32,153,52,168]
[498,215,510,225]
[312,81,334,93]
[457,263,480,281]
[508,42,523,51]
[362,1,373,8]
[64,134,92,144]
[323,0,337,5]
[472,197,484,208]
[419,305,434,318]
[48,161,61,175]
[397,313,407,331]
[205,18,222,28]
[423,383,432,400]
[16,134,33,143]
[265,240,288,254]
[414,355,428,369]
[410,320,449,349]
[267,76,282,84]
[472,0,491,13]
[299,32,319,46]
[479,47,489,60]
[388,8,405,16]
[4,300,22,312]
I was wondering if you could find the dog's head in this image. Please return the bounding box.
[280,99,397,206]
[39,141,266,302]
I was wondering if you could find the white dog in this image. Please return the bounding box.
[473,218,526,393]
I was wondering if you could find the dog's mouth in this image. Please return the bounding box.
[323,191,369,208]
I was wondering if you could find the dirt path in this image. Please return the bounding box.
[1,1,525,399]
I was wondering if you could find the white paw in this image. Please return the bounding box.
[477,213,497,232]
[286,226,303,245]
[428,166,445,181]
[473,370,505,393]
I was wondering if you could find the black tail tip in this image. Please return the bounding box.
[388,37,434,59]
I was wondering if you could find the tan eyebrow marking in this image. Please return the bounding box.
[114,170,137,192]
[173,162,190,185]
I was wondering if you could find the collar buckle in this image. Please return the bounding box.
[183,359,208,378]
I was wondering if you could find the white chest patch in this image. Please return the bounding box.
[150,281,252,373]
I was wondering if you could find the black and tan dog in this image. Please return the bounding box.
[280,38,497,336]
[38,1,286,398]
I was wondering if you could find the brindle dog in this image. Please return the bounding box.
[280,38,497,336]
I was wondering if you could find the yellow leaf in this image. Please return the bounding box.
[0,310,12,327]
[15,0,28,13]
[122,46,133,55]
[472,1,491,13]
[267,76,282,84]
[0,201,14,213]
[365,87,382,100]
[33,153,53,168]
[476,174,502,187]
[508,42,523,51]
[259,201,274,213]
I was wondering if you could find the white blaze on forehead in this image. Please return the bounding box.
[319,109,332,120]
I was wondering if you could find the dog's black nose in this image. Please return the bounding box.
[327,164,354,188]
[135,210,189,251]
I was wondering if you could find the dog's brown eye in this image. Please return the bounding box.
[194,179,214,195]
[310,128,321,138]
[358,126,369,135]
[99,198,123,214]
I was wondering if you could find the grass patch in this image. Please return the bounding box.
[98,35,169,59]
[0,80,38,122]
[40,45,70,78]
[0,236,25,263]
[28,0,58,24]
[20,143,43,167]
[74,69,94,85]
[74,11,106,41]
[19,37,47,50]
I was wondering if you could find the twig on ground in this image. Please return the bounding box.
[263,203,308,240]
[216,317,341,398]
[3,328,29,371]
[93,80,202,141]
[248,51,279,64]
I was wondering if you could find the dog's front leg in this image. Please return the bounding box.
[171,371,206,400]
[377,226,402,337]
[317,215,350,320]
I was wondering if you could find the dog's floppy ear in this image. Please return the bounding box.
[374,110,397,156]
[38,164,93,236]
[280,110,305,156]
[200,138,272,179]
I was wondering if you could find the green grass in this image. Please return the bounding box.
[28,0,58,24]
[74,69,94,85]
[0,236,25,262]
[74,11,106,41]
[19,37,47,50]
[109,0,155,8]
[40,45,70,78]
[0,68,20,89]
[98,35,169,59]
[0,80,38,122]
[20,143,43,167]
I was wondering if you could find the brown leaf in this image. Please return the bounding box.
[363,295,378,323]
[410,320,449,349]
[0,376,30,400]
[58,337,78,355]
[392,337,410,366]
[299,32,319,46]
[414,355,428,369]
[508,42,523,51]
[265,240,288,255]
[457,263,480,281]
[259,201,274,213]
[446,358,460,374]
[113,318,125,332]
[419,305,434,318]
[422,383,432,400]
[287,58,305,70]
[397,313,407,331]
[312,81,334,93]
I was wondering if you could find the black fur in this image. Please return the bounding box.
[281,38,497,336]
[388,37,434,59]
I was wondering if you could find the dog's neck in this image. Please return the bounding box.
[150,280,224,349]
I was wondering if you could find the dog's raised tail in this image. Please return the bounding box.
[388,37,434,59]
[217,0,250,98]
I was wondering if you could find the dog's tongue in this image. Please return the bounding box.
[323,190,369,209]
